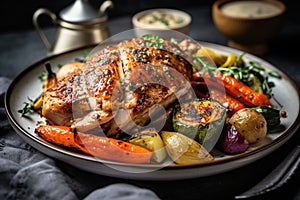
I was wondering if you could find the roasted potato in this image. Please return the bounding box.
[56,62,84,81]
[161,131,214,164]
[229,108,267,143]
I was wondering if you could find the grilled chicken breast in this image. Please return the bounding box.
[42,37,194,137]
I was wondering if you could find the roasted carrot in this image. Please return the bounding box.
[75,132,152,164]
[212,72,270,106]
[193,71,271,106]
[35,125,152,164]
[192,82,245,116]
[209,89,246,116]
[35,125,77,148]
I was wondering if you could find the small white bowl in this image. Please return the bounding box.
[132,8,192,35]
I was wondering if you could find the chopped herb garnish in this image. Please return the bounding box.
[236,52,246,63]
[74,57,87,63]
[18,97,34,116]
[83,50,90,58]
[129,82,138,91]
[158,17,169,26]
[268,71,281,79]
[170,37,178,44]
[176,18,184,24]
[142,34,164,49]
[19,62,57,117]
[38,71,48,82]
[74,50,90,63]
[57,64,63,69]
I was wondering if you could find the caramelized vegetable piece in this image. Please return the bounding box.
[33,63,57,110]
[75,133,152,164]
[220,54,237,67]
[172,98,226,146]
[56,62,84,81]
[35,125,77,148]
[192,82,245,116]
[32,94,43,111]
[209,89,245,116]
[161,131,214,165]
[217,123,249,154]
[129,128,167,163]
[196,48,227,66]
[43,63,58,90]
[200,71,271,107]
[229,108,267,143]
[192,71,269,107]
[35,125,152,164]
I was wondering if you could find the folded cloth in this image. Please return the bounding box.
[0,77,160,200]
[84,183,161,200]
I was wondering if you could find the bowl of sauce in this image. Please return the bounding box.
[212,0,286,55]
[132,8,192,35]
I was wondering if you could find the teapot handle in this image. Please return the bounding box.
[99,0,114,13]
[33,8,57,51]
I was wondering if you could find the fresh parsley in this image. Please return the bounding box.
[38,71,48,82]
[142,34,164,49]
[18,97,34,116]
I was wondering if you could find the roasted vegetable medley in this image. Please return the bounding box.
[19,35,286,165]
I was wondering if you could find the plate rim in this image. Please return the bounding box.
[4,41,300,180]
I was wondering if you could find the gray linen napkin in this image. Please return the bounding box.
[0,77,160,200]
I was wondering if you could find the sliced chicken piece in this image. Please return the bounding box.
[42,37,194,137]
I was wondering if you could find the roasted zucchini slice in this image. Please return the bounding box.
[172,98,226,150]
[252,106,281,129]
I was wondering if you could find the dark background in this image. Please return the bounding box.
[1,0,298,32]
[1,1,300,199]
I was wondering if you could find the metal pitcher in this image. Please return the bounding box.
[33,0,113,55]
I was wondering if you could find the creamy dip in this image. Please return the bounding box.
[221,1,282,18]
[138,11,184,28]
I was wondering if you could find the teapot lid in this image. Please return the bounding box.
[59,0,112,23]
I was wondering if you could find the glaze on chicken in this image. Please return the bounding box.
[42,37,195,137]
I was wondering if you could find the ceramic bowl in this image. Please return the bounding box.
[212,0,286,55]
[132,8,192,35]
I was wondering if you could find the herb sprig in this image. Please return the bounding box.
[195,54,281,98]
[18,97,34,116]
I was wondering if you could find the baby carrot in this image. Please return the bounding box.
[209,89,246,116]
[35,125,77,148]
[192,81,245,116]
[35,125,152,164]
[193,71,271,107]
[75,132,152,164]
[215,72,270,106]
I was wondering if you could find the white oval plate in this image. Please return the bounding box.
[5,42,300,180]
